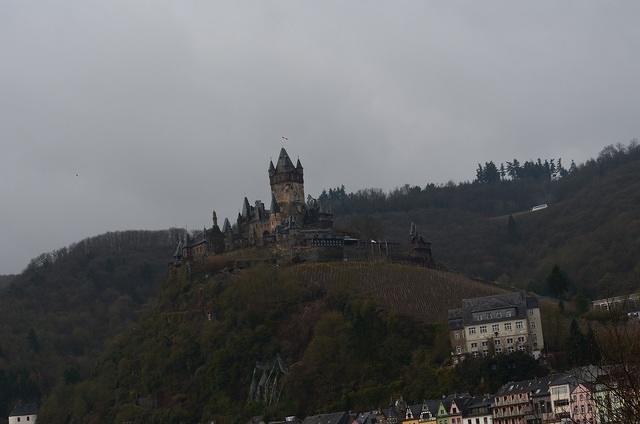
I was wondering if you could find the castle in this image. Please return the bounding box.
[178,147,335,260]
[175,147,433,265]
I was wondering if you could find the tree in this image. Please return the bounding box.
[577,320,640,423]
[575,292,590,316]
[567,319,587,366]
[546,265,571,298]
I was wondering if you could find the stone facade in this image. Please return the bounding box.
[218,147,334,251]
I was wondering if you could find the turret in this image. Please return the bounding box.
[269,148,305,219]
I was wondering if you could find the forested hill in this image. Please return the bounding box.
[39,260,519,423]
[328,141,640,298]
[0,275,14,290]
[0,229,184,420]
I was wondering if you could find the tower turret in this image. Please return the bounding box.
[269,148,305,220]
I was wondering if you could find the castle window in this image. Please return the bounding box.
[492,323,499,332]
[480,325,487,334]
[468,327,477,335]
[516,321,524,329]
[504,322,512,331]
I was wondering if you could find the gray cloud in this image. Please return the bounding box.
[1,1,639,273]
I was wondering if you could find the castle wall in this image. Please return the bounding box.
[271,181,305,217]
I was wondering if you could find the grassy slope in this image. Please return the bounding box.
[293,262,506,323]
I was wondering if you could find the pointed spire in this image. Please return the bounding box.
[269,160,275,175]
[296,157,303,169]
[212,210,218,228]
[222,218,231,232]
[275,147,295,172]
[242,197,251,218]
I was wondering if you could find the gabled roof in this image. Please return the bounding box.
[462,291,525,314]
[302,411,348,424]
[496,376,554,397]
[9,403,38,416]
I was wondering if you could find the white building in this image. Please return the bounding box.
[8,403,37,424]
[448,291,544,359]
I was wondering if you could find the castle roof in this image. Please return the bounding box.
[275,147,296,173]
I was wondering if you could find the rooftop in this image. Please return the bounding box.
[9,403,38,416]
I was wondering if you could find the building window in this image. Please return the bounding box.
[530,321,536,329]
[508,346,515,353]
[480,325,487,334]
[517,336,525,343]
[505,310,512,317]
[469,327,476,335]
[496,347,502,353]
[454,331,460,340]
[507,338,513,344]
[518,345,525,351]
[516,321,524,329]
[481,341,488,346]
[504,322,512,331]
[492,323,499,332]
[456,346,462,354]
[471,342,477,348]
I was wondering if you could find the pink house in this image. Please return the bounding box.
[570,384,594,424]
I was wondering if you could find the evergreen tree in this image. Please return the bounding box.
[483,161,501,183]
[475,163,484,183]
[506,159,521,179]
[569,160,578,174]
[546,265,571,298]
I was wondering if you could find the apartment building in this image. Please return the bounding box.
[448,291,544,359]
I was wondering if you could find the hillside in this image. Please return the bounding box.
[334,143,640,298]
[0,229,184,420]
[0,275,14,290]
[39,260,510,422]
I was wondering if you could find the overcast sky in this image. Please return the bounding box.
[1,1,639,274]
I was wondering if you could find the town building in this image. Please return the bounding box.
[448,291,544,360]
[301,411,349,424]
[461,396,493,424]
[492,377,554,424]
[8,403,38,424]
[592,292,640,312]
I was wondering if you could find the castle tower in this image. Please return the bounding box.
[269,148,305,219]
